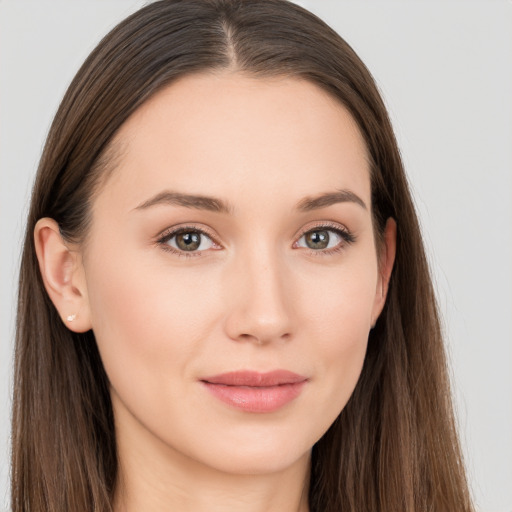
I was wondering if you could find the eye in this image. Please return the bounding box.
[295,225,354,252]
[297,229,340,250]
[159,227,217,253]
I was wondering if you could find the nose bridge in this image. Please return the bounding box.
[224,239,292,344]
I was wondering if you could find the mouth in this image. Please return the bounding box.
[200,370,308,413]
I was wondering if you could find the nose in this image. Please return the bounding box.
[223,247,293,346]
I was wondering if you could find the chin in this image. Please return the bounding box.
[168,421,317,477]
[202,444,311,476]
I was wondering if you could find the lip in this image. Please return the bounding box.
[200,370,308,413]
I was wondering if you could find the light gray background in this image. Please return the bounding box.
[1,1,511,511]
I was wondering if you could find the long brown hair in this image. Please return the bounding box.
[12,1,474,510]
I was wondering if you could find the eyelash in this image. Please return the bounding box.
[157,225,219,258]
[295,222,356,256]
[156,222,355,258]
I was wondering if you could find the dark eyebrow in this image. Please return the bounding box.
[296,190,367,211]
[133,191,232,214]
[134,188,366,214]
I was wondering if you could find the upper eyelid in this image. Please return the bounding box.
[294,220,351,238]
[157,224,218,242]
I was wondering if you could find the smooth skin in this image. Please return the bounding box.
[35,72,396,512]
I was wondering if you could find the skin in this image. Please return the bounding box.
[35,72,396,512]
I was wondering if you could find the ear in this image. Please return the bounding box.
[371,218,397,326]
[34,218,92,333]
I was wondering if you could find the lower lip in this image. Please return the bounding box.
[201,381,306,413]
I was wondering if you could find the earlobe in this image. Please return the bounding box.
[34,218,92,333]
[371,218,397,325]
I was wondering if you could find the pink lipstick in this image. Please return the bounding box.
[200,370,307,413]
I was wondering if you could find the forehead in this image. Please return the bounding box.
[98,72,371,212]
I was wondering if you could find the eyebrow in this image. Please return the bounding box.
[134,191,232,214]
[296,190,367,211]
[133,188,367,214]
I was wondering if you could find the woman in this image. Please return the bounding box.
[12,0,475,510]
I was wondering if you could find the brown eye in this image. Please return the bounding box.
[175,232,201,251]
[165,230,214,252]
[305,230,330,249]
[296,226,351,252]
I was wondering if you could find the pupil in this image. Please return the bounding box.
[306,230,329,249]
[177,232,200,251]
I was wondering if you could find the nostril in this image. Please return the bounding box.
[236,331,292,345]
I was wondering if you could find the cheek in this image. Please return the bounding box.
[296,259,378,418]
[83,246,222,397]
[298,255,378,340]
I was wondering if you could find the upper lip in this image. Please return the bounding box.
[201,370,308,387]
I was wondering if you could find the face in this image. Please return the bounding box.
[78,73,391,475]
